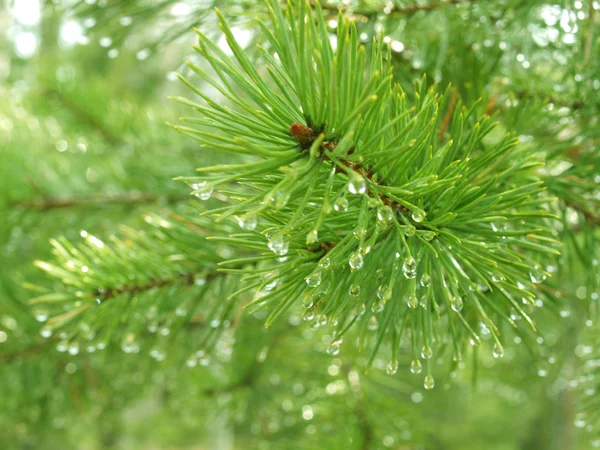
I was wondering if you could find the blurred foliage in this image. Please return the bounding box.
[0,0,599,449]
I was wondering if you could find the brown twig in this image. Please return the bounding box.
[290,122,413,217]
[9,192,190,211]
[438,88,457,139]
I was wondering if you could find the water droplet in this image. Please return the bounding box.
[68,342,79,355]
[421,346,433,359]
[353,227,366,240]
[407,294,419,309]
[357,303,367,315]
[410,359,422,374]
[40,326,52,338]
[35,310,48,322]
[372,299,385,313]
[306,229,318,244]
[121,333,140,354]
[386,360,399,375]
[420,274,432,288]
[192,182,213,200]
[529,270,546,284]
[327,341,340,355]
[404,226,416,237]
[186,355,198,367]
[492,343,504,358]
[348,174,366,195]
[538,368,548,377]
[367,316,379,330]
[302,310,315,321]
[303,294,315,309]
[451,296,463,312]
[402,257,417,279]
[377,285,391,302]
[377,205,393,224]
[319,257,330,270]
[491,274,504,283]
[421,230,436,241]
[150,348,166,361]
[424,375,435,390]
[239,214,258,231]
[349,284,361,297]
[268,236,289,256]
[305,272,322,287]
[411,209,426,223]
[333,196,349,212]
[175,307,188,317]
[349,251,364,270]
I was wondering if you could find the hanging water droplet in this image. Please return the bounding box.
[376,285,391,302]
[386,360,399,375]
[451,296,463,312]
[349,251,364,270]
[420,231,436,241]
[349,284,361,297]
[410,359,422,374]
[262,272,278,291]
[268,235,289,256]
[306,229,318,244]
[469,336,481,347]
[150,348,166,361]
[192,182,213,200]
[68,342,80,356]
[407,294,419,309]
[305,272,322,287]
[34,310,48,322]
[377,205,393,224]
[40,326,52,338]
[302,310,315,321]
[529,270,546,284]
[424,375,435,390]
[372,299,385,313]
[357,303,367,315]
[327,341,340,355]
[348,174,366,195]
[239,214,258,231]
[491,274,504,283]
[402,257,417,279]
[303,291,316,308]
[121,333,140,354]
[420,274,432,288]
[353,227,366,240]
[368,316,379,330]
[319,257,331,270]
[421,346,433,359]
[411,209,426,223]
[404,226,416,237]
[493,343,504,358]
[333,196,349,212]
[186,355,198,368]
[538,368,548,377]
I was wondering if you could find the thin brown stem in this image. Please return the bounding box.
[9,192,190,211]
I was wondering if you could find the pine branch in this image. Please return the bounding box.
[0,339,58,363]
[43,86,122,145]
[316,0,472,17]
[8,192,190,211]
[172,0,560,371]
